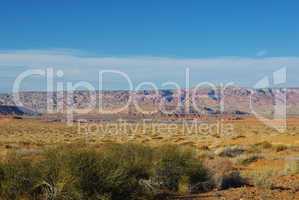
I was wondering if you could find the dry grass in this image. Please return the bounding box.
[0,116,298,199]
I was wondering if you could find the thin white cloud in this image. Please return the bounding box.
[0,49,297,69]
[0,49,298,91]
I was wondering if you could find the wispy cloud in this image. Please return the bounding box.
[0,49,298,92]
[256,49,268,57]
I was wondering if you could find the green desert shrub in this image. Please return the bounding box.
[153,145,208,192]
[236,154,262,166]
[68,144,155,200]
[284,157,299,175]
[33,148,82,200]
[252,141,272,150]
[0,143,211,199]
[249,169,274,189]
[104,143,154,179]
[0,156,40,200]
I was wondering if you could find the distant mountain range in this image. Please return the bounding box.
[0,105,39,116]
[0,87,298,116]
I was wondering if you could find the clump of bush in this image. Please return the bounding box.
[0,143,211,200]
[0,143,249,199]
[153,145,208,192]
[69,144,155,200]
[249,141,273,154]
[248,169,274,189]
[236,155,263,166]
[204,158,247,190]
[274,145,288,152]
[284,157,299,175]
[34,147,82,200]
[0,156,40,200]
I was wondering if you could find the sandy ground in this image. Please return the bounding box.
[0,116,298,199]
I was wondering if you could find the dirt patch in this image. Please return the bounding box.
[0,117,11,124]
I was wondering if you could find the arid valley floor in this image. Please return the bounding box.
[0,116,298,199]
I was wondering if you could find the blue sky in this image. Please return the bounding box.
[0,1,298,92]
